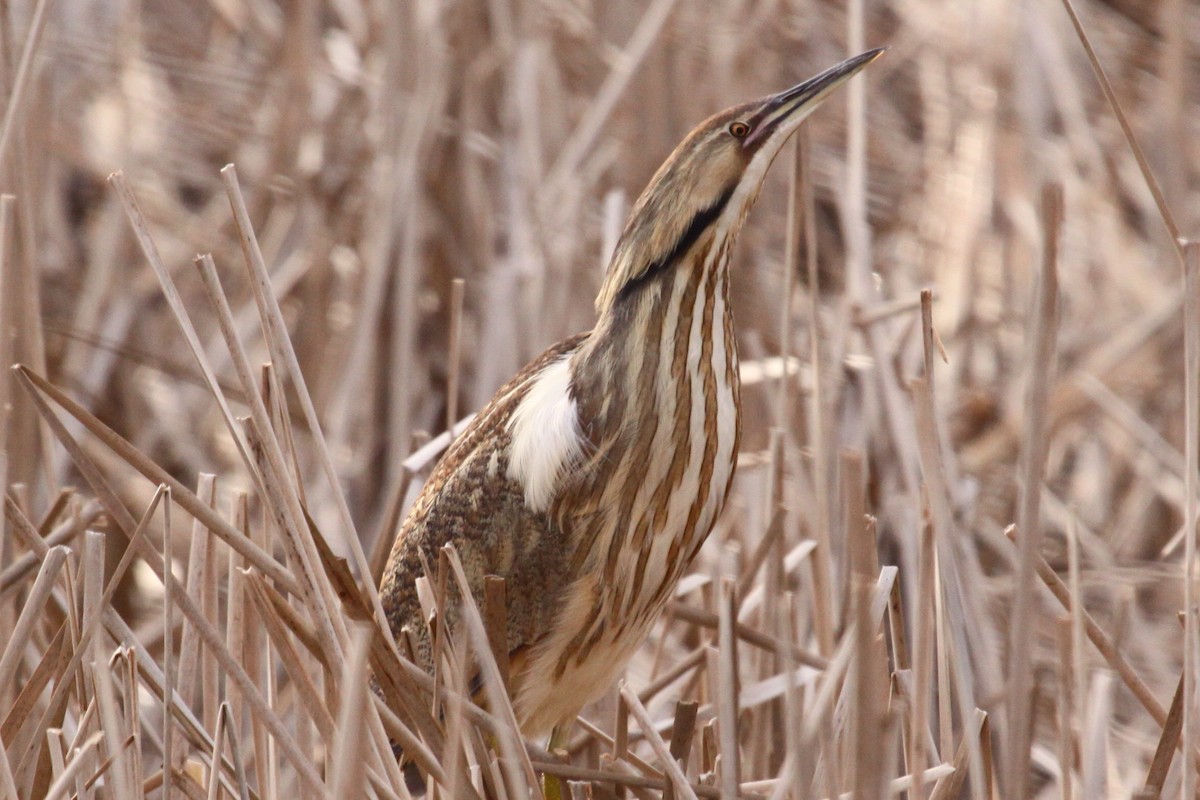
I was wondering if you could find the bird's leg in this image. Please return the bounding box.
[541,724,571,800]
[548,722,571,752]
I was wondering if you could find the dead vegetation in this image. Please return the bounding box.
[1,0,1199,797]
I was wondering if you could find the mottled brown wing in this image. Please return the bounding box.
[379,331,592,674]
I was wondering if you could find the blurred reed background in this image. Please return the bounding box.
[1,0,1198,797]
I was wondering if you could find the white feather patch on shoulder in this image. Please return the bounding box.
[506,355,585,513]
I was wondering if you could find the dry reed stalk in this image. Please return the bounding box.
[542,0,680,205]
[483,575,511,693]
[619,684,700,800]
[243,576,336,741]
[716,578,740,798]
[13,365,329,792]
[0,500,101,597]
[0,194,11,569]
[1005,182,1061,796]
[91,619,134,799]
[1143,671,1185,796]
[849,576,887,800]
[669,600,828,670]
[911,373,987,799]
[212,702,253,800]
[776,138,800,431]
[1182,240,1200,798]
[107,174,264,493]
[1080,671,1113,797]
[40,733,101,800]
[1055,616,1075,799]
[446,277,466,436]
[1056,0,1181,249]
[329,624,374,798]
[0,545,67,692]
[193,252,345,659]
[224,492,248,748]
[220,165,382,600]
[801,124,836,668]
[910,511,936,800]
[927,709,988,800]
[1009,534,1168,726]
[1066,511,1086,792]
[13,366,298,593]
[264,362,307,507]
[170,473,214,772]
[0,0,51,170]
[573,715,660,778]
[162,488,175,800]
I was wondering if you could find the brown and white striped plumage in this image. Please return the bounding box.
[380,50,883,739]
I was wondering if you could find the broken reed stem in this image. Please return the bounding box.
[851,572,887,800]
[1005,182,1061,796]
[529,757,743,799]
[619,684,700,800]
[483,575,511,692]
[92,615,134,800]
[910,511,936,800]
[927,710,988,800]
[666,700,698,800]
[910,376,986,799]
[41,733,102,800]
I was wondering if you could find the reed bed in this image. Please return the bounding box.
[1,0,1197,797]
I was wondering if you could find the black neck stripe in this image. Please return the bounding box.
[617,186,735,302]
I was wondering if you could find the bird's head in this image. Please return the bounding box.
[595,48,885,314]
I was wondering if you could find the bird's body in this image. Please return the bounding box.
[380,49,883,740]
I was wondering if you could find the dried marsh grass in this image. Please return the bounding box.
[2,0,1199,797]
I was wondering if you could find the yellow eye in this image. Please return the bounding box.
[728,121,750,139]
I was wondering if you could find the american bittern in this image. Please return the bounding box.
[381,49,883,740]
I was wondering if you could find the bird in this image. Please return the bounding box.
[380,48,884,743]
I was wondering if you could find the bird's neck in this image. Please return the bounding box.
[555,243,744,596]
[574,244,740,443]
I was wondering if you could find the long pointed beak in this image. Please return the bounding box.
[745,48,886,148]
